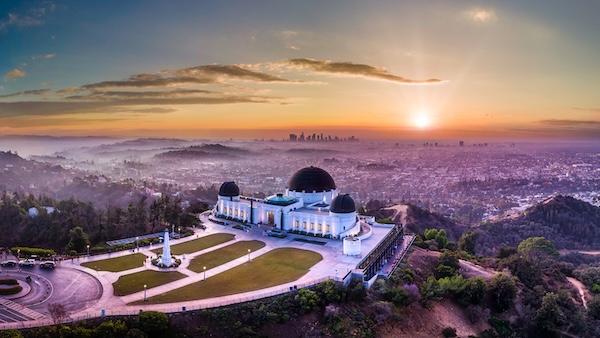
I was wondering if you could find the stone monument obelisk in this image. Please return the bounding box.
[159,227,173,267]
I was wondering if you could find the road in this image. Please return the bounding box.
[0,261,102,316]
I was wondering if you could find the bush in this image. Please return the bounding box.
[458,277,486,306]
[0,278,19,285]
[442,327,457,337]
[382,286,412,307]
[294,289,320,314]
[0,285,23,295]
[315,280,345,304]
[488,273,518,312]
[137,311,169,333]
[0,329,23,338]
[96,320,128,338]
[125,328,148,338]
[10,246,56,258]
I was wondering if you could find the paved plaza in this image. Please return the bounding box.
[0,211,413,329]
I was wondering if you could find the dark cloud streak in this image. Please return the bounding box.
[285,58,445,84]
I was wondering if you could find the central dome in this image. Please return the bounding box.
[287,166,336,192]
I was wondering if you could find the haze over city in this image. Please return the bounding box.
[2,0,599,140]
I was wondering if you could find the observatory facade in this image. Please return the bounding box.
[215,166,360,238]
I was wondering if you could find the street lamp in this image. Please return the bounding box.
[144,284,147,301]
[178,227,181,238]
[247,249,251,262]
[203,266,206,281]
[86,245,90,257]
[17,249,20,261]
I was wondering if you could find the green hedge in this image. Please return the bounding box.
[0,285,23,295]
[10,246,56,258]
[0,278,19,285]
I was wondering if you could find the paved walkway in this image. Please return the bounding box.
[1,211,412,328]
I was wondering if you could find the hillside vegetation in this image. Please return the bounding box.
[476,195,600,256]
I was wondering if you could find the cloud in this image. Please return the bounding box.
[32,54,55,60]
[0,58,443,121]
[573,107,600,113]
[0,5,49,31]
[0,89,51,98]
[538,119,600,126]
[4,69,27,80]
[283,58,445,84]
[465,9,497,23]
[0,116,130,128]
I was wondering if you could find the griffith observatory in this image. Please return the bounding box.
[216,166,360,238]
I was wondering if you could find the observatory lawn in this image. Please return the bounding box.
[187,240,266,273]
[113,270,187,296]
[130,248,322,305]
[81,253,147,272]
[152,233,235,256]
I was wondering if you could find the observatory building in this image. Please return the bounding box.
[215,166,360,238]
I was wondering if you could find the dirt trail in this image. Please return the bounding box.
[566,277,588,309]
[384,204,409,225]
[579,250,600,256]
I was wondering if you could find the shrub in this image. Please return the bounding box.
[137,311,169,333]
[458,277,486,306]
[442,327,457,337]
[0,329,23,338]
[125,328,148,338]
[382,286,412,307]
[96,320,128,338]
[0,285,23,295]
[488,273,517,312]
[0,278,19,285]
[294,289,320,314]
[315,280,345,304]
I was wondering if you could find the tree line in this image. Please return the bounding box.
[0,192,208,254]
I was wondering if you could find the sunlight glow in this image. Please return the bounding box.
[413,112,432,129]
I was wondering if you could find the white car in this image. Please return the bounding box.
[39,261,56,268]
[18,259,36,267]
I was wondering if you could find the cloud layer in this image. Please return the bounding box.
[0,58,445,125]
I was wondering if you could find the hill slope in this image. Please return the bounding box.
[476,195,600,256]
[380,203,465,240]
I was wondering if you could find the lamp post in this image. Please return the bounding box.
[203,266,206,281]
[136,236,139,251]
[86,245,90,257]
[178,227,181,238]
[247,249,251,262]
[143,284,147,301]
[17,249,20,261]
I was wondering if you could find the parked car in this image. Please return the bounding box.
[39,261,56,269]
[0,260,17,266]
[18,259,36,267]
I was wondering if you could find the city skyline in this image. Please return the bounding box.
[1,1,600,140]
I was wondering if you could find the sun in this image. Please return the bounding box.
[413,112,432,129]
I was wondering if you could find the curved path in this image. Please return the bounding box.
[566,277,588,309]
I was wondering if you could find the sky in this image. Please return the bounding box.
[1,0,600,140]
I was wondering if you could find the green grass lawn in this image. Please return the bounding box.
[152,233,235,256]
[113,270,187,296]
[81,253,147,272]
[187,240,266,273]
[130,247,322,305]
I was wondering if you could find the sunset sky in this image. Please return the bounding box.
[1,1,599,140]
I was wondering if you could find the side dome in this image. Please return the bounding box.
[219,181,240,197]
[287,166,336,192]
[330,194,356,213]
